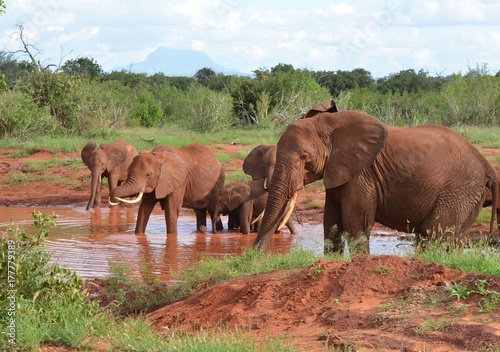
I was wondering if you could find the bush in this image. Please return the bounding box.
[442,71,500,125]
[0,91,58,138]
[184,85,236,132]
[130,89,163,127]
[0,211,98,350]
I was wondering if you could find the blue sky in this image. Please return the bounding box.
[1,0,500,78]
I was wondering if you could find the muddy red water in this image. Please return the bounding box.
[0,205,413,283]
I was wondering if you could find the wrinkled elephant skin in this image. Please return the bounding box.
[254,110,497,253]
[109,143,224,234]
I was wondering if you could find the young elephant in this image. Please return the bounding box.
[81,139,139,210]
[483,163,500,231]
[213,179,298,235]
[109,143,225,234]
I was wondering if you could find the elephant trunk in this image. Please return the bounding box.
[254,160,299,250]
[86,170,102,210]
[212,204,222,233]
[109,178,142,204]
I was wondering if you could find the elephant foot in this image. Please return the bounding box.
[198,225,207,232]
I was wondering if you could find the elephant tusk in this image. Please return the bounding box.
[252,210,265,225]
[113,192,144,204]
[108,198,120,206]
[277,192,298,231]
[264,178,268,190]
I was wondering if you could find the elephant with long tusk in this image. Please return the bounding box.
[254,109,497,253]
[109,143,225,234]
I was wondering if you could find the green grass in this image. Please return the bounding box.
[415,241,500,276]
[474,207,495,227]
[454,126,500,148]
[21,158,73,172]
[3,173,73,186]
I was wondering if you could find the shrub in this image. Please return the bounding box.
[129,89,163,127]
[442,70,500,125]
[184,85,236,132]
[0,91,57,138]
[0,211,98,349]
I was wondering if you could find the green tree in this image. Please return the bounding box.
[251,65,331,127]
[376,69,444,94]
[0,51,34,88]
[102,70,148,89]
[194,67,217,85]
[61,57,103,79]
[316,68,375,97]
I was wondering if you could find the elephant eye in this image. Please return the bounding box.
[299,152,309,161]
[146,171,152,179]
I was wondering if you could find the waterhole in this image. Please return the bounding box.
[0,206,414,283]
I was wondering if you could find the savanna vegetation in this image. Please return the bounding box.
[1,29,500,141]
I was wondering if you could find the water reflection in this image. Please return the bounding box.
[0,206,414,283]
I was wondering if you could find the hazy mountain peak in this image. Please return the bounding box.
[113,46,243,76]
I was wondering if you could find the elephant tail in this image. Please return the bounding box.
[489,174,498,235]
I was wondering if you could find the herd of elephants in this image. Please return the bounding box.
[80,100,499,253]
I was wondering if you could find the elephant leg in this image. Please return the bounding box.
[135,193,157,234]
[496,207,500,232]
[163,191,184,234]
[194,208,208,232]
[324,189,344,252]
[228,210,239,230]
[95,180,102,208]
[206,208,223,232]
[285,219,298,235]
[239,202,253,234]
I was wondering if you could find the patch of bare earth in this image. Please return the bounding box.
[149,255,500,351]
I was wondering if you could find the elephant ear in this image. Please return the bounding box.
[103,142,128,172]
[81,141,97,169]
[302,100,338,119]
[155,152,188,199]
[323,111,387,189]
[243,145,271,180]
[228,184,251,211]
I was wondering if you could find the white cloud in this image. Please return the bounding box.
[1,0,499,76]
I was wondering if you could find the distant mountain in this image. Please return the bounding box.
[113,47,246,76]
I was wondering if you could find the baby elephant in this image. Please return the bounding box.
[213,179,298,235]
[483,163,500,231]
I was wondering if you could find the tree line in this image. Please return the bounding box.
[1,51,500,139]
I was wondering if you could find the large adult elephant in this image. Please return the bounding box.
[253,110,497,253]
[81,139,138,210]
[213,179,297,235]
[109,143,225,234]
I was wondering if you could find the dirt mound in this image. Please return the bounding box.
[148,255,500,351]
